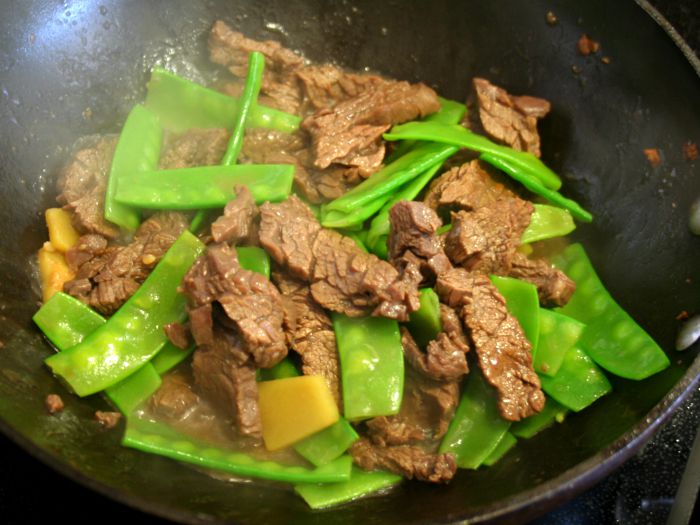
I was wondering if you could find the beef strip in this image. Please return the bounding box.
[295,64,388,110]
[56,136,119,238]
[444,198,534,274]
[192,325,262,437]
[149,372,200,420]
[63,212,189,314]
[350,438,456,483]
[273,272,341,408]
[473,78,551,158]
[259,196,420,320]
[164,322,191,350]
[211,185,259,245]
[159,128,229,169]
[437,269,544,421]
[181,243,287,368]
[508,252,576,307]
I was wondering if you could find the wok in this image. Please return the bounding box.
[1,0,699,523]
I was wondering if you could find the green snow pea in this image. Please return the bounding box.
[104,104,163,232]
[33,292,105,350]
[145,67,300,133]
[510,397,568,439]
[295,466,401,509]
[123,416,352,484]
[539,346,612,412]
[521,204,576,244]
[490,276,540,350]
[236,246,271,279]
[106,364,162,415]
[406,288,443,349]
[295,419,359,467]
[114,164,294,210]
[552,243,670,379]
[44,231,205,396]
[383,121,561,190]
[439,370,511,469]
[482,432,517,467]
[534,309,585,377]
[258,358,300,381]
[332,313,404,421]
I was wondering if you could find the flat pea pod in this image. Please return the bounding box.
[383,121,561,190]
[405,288,443,349]
[482,432,517,467]
[521,204,576,244]
[534,309,585,377]
[45,231,205,396]
[33,292,105,349]
[294,419,359,467]
[259,358,300,381]
[114,164,295,210]
[510,396,568,439]
[145,67,300,133]
[295,466,401,509]
[332,313,404,421]
[539,346,612,412]
[235,246,271,279]
[552,243,670,379]
[490,276,540,350]
[106,364,162,415]
[439,370,511,469]
[123,416,353,484]
[104,105,163,232]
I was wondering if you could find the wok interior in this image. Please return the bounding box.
[1,0,699,523]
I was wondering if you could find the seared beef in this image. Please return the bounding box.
[149,372,199,420]
[273,272,341,408]
[189,304,214,346]
[508,252,576,307]
[260,196,420,320]
[56,136,119,238]
[181,243,287,368]
[95,411,122,429]
[296,64,387,110]
[63,212,189,314]
[192,325,262,437]
[45,394,64,415]
[159,128,229,169]
[302,80,440,172]
[444,198,533,274]
[211,185,259,245]
[164,322,191,350]
[473,78,551,158]
[350,438,456,483]
[437,269,544,421]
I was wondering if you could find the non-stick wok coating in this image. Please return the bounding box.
[1,1,699,523]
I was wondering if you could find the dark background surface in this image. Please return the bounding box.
[1,1,699,524]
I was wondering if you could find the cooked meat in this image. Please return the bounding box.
[211,185,259,245]
[192,326,261,437]
[182,243,287,368]
[149,372,199,420]
[94,411,122,429]
[302,80,440,172]
[45,394,64,414]
[508,252,576,307]
[273,272,341,408]
[423,160,515,213]
[164,322,191,350]
[56,136,119,238]
[473,78,551,157]
[260,196,420,320]
[437,269,544,421]
[63,212,189,314]
[444,198,533,274]
[159,128,229,169]
[296,64,388,110]
[350,438,456,483]
[188,304,214,346]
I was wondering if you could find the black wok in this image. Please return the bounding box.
[1,1,699,523]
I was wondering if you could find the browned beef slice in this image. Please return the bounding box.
[473,78,551,158]
[302,80,440,171]
[63,212,188,314]
[164,322,191,349]
[350,438,456,483]
[259,196,420,320]
[211,185,259,245]
[273,273,341,408]
[508,252,576,307]
[181,243,287,368]
[149,372,199,420]
[444,198,534,274]
[189,304,214,346]
[423,160,516,213]
[192,326,262,437]
[159,128,229,169]
[436,269,544,421]
[296,64,388,110]
[56,136,119,238]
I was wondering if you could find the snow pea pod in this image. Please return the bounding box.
[114,164,294,210]
[294,419,359,467]
[490,276,540,350]
[539,346,612,412]
[510,396,567,439]
[45,231,205,396]
[383,121,561,190]
[521,204,576,244]
[235,246,271,279]
[145,67,300,133]
[123,416,353,484]
[259,358,300,381]
[482,432,517,467]
[534,309,585,377]
[104,105,163,232]
[406,288,443,348]
[332,313,404,421]
[295,466,401,509]
[552,243,670,379]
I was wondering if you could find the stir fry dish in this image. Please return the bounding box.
[32,22,670,509]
